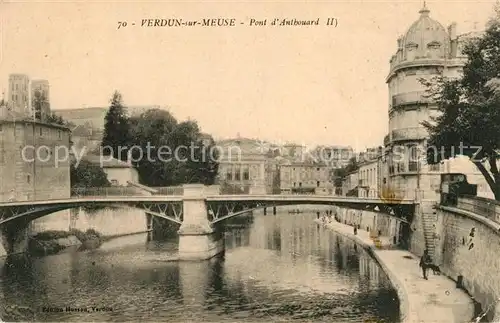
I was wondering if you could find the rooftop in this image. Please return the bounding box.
[83,154,132,168]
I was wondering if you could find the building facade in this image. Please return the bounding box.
[7,74,52,122]
[216,138,267,194]
[314,145,354,169]
[342,171,359,196]
[8,74,30,116]
[83,154,139,186]
[0,111,72,232]
[0,119,71,201]
[383,4,469,200]
[279,163,332,194]
[358,159,379,198]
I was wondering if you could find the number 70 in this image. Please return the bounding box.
[117,21,128,29]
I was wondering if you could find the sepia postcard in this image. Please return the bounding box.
[0,1,499,322]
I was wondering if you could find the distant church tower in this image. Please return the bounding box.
[31,79,51,121]
[383,3,466,200]
[8,74,30,116]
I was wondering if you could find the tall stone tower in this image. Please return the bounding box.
[8,74,30,116]
[31,79,51,121]
[383,3,466,201]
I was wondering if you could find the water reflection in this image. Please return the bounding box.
[0,212,399,322]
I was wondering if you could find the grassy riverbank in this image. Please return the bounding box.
[29,229,103,256]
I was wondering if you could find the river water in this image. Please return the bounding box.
[0,211,400,322]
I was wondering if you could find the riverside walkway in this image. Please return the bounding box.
[316,219,475,323]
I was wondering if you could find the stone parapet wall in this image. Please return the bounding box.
[334,207,403,249]
[70,207,148,237]
[437,206,500,321]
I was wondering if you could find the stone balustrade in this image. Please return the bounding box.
[457,196,500,225]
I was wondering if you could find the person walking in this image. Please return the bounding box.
[419,249,432,280]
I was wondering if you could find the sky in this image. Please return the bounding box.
[0,1,495,151]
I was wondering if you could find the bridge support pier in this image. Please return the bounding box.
[1,223,29,256]
[177,184,224,261]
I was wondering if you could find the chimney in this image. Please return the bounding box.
[448,22,457,40]
[448,22,458,57]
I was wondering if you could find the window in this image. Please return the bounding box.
[234,171,240,181]
[226,171,232,181]
[317,181,320,187]
[293,182,296,187]
[39,127,43,136]
[0,142,4,164]
[316,168,320,171]
[111,179,118,186]
[243,168,249,181]
[408,145,418,172]
[58,130,61,139]
[427,41,441,50]
[27,175,30,184]
[15,84,18,90]
[429,163,440,172]
[299,182,302,187]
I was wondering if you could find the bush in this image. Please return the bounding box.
[32,230,71,241]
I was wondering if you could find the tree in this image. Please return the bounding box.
[128,109,219,186]
[422,13,500,200]
[45,112,66,125]
[70,159,110,189]
[129,109,178,186]
[345,156,359,174]
[101,91,130,161]
[183,132,219,185]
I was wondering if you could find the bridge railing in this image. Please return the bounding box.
[70,187,156,197]
[457,196,500,224]
[347,188,421,201]
[152,186,184,196]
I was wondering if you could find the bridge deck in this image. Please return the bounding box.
[0,194,415,207]
[207,195,415,204]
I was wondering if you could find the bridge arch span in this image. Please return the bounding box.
[0,199,184,227]
[206,199,412,225]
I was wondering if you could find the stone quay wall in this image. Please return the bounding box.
[336,202,500,322]
[435,206,500,322]
[314,217,409,323]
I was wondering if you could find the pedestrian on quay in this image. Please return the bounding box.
[419,249,432,280]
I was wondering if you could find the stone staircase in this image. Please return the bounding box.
[420,200,438,259]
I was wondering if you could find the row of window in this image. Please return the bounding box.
[11,94,28,102]
[226,170,250,181]
[0,125,63,140]
[11,83,28,91]
[388,161,441,175]
[359,167,377,187]
[290,167,323,172]
[292,181,321,188]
